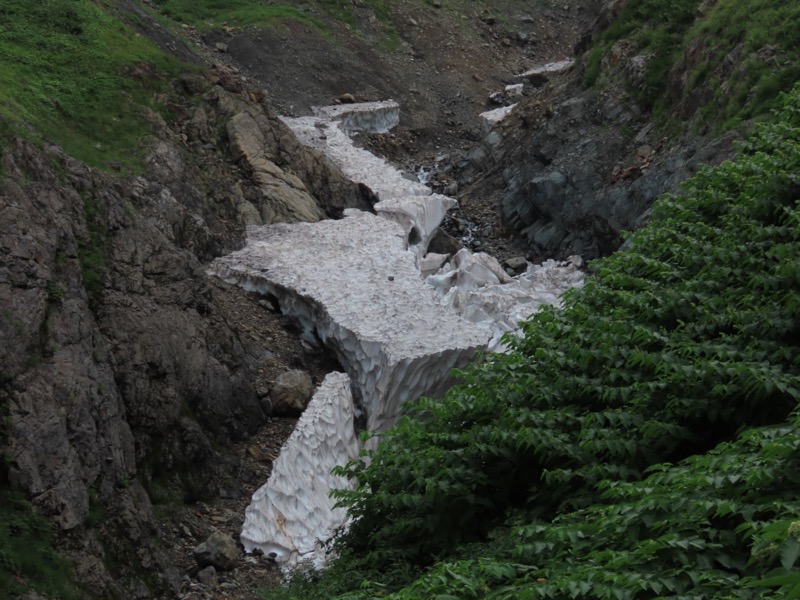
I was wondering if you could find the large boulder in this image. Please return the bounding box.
[193,530,239,571]
[270,370,315,415]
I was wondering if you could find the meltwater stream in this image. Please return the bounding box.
[208,101,583,569]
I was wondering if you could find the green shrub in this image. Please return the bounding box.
[273,84,800,599]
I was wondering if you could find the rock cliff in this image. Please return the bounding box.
[0,72,370,596]
[457,77,740,261]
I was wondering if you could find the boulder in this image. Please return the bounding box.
[504,256,528,274]
[270,370,315,415]
[196,565,216,584]
[193,530,239,571]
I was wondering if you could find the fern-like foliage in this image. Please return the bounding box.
[331,84,800,572]
[271,84,800,600]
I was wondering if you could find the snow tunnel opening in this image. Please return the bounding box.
[408,226,422,246]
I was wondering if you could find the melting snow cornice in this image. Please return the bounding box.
[311,100,400,134]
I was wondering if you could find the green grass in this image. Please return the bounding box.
[0,488,79,599]
[687,0,800,128]
[589,0,703,112]
[152,0,401,49]
[585,0,800,126]
[151,0,323,30]
[0,0,186,169]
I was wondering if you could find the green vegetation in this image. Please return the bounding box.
[583,0,701,106]
[151,0,323,30]
[584,0,800,126]
[0,0,185,168]
[269,84,800,599]
[0,488,79,599]
[151,0,400,49]
[689,0,800,129]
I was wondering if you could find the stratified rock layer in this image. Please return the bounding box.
[240,372,360,568]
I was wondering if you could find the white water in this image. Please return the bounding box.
[209,101,583,569]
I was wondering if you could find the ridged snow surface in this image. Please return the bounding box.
[213,101,584,572]
[312,100,400,133]
[428,250,584,351]
[209,211,489,434]
[240,372,360,568]
[281,111,453,259]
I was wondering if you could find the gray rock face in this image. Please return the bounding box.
[0,72,371,596]
[1,140,137,530]
[461,84,740,261]
[193,530,239,571]
[270,370,315,415]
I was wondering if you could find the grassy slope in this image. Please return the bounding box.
[0,0,186,169]
[584,0,800,128]
[270,83,800,599]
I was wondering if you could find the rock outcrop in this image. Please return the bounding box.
[459,75,740,261]
[0,67,375,597]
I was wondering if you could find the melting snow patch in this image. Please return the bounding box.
[240,372,360,569]
[480,103,517,131]
[208,210,489,434]
[215,99,585,573]
[517,58,575,79]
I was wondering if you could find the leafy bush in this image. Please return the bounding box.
[327,416,800,599]
[271,84,800,599]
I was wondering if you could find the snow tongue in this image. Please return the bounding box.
[208,101,583,570]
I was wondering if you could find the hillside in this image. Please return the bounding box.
[280,82,800,599]
[1,0,798,599]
